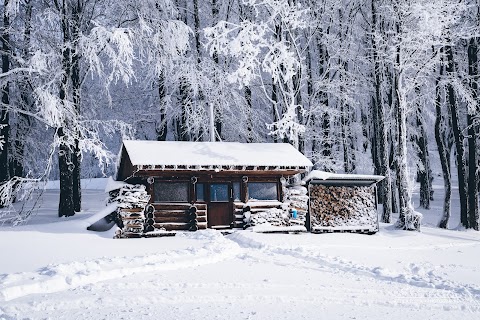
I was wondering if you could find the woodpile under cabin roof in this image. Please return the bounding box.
[117,140,313,180]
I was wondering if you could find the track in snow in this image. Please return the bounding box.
[1,231,480,320]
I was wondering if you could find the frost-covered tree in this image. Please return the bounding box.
[205,0,309,148]
[386,0,464,230]
[0,0,135,220]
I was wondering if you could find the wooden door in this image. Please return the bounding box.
[207,183,233,228]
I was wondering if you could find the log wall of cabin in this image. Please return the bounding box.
[136,171,285,231]
[151,203,208,231]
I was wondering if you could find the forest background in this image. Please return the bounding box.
[0,0,479,231]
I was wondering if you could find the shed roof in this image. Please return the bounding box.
[303,170,384,186]
[121,140,313,168]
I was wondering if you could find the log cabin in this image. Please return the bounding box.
[304,170,384,234]
[116,140,313,232]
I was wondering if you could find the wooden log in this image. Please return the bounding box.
[196,216,207,223]
[144,225,155,233]
[143,232,176,238]
[154,210,188,218]
[153,203,192,210]
[234,202,246,209]
[196,210,207,217]
[123,220,144,226]
[122,232,143,238]
[247,202,282,209]
[145,204,155,214]
[153,223,191,231]
[249,208,281,213]
[233,221,244,228]
[118,208,143,213]
[121,215,144,221]
[193,203,207,210]
[154,216,190,223]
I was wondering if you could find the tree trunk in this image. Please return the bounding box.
[58,130,74,217]
[58,2,75,217]
[156,71,167,141]
[435,48,452,228]
[293,71,304,153]
[245,86,253,143]
[9,0,33,180]
[393,21,418,230]
[445,44,469,228]
[0,0,11,195]
[193,0,201,62]
[176,0,190,142]
[370,97,380,175]
[306,44,317,156]
[395,72,417,230]
[71,3,81,213]
[338,8,354,173]
[178,77,191,141]
[271,81,279,143]
[467,37,479,230]
[415,108,433,209]
[371,0,391,222]
[212,0,222,141]
[318,40,332,169]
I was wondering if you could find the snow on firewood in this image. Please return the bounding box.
[248,208,290,227]
[107,183,150,209]
[309,185,377,229]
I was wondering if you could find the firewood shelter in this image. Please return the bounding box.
[116,140,313,232]
[304,171,385,234]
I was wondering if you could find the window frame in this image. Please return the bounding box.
[209,183,230,202]
[195,182,206,203]
[247,181,279,201]
[153,180,190,203]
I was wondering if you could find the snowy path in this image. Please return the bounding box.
[2,228,480,320]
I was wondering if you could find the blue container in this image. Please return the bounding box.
[291,208,298,219]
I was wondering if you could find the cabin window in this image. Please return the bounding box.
[248,182,278,201]
[154,182,189,202]
[233,182,241,201]
[196,183,205,202]
[210,183,229,202]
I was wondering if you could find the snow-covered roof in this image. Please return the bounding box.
[122,140,313,169]
[304,170,384,184]
[104,176,128,193]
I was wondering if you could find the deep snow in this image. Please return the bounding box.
[0,180,479,319]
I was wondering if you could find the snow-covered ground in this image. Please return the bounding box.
[1,180,479,319]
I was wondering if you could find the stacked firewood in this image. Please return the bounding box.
[109,184,151,238]
[309,185,377,228]
[242,185,308,229]
[245,208,290,227]
[282,185,308,227]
